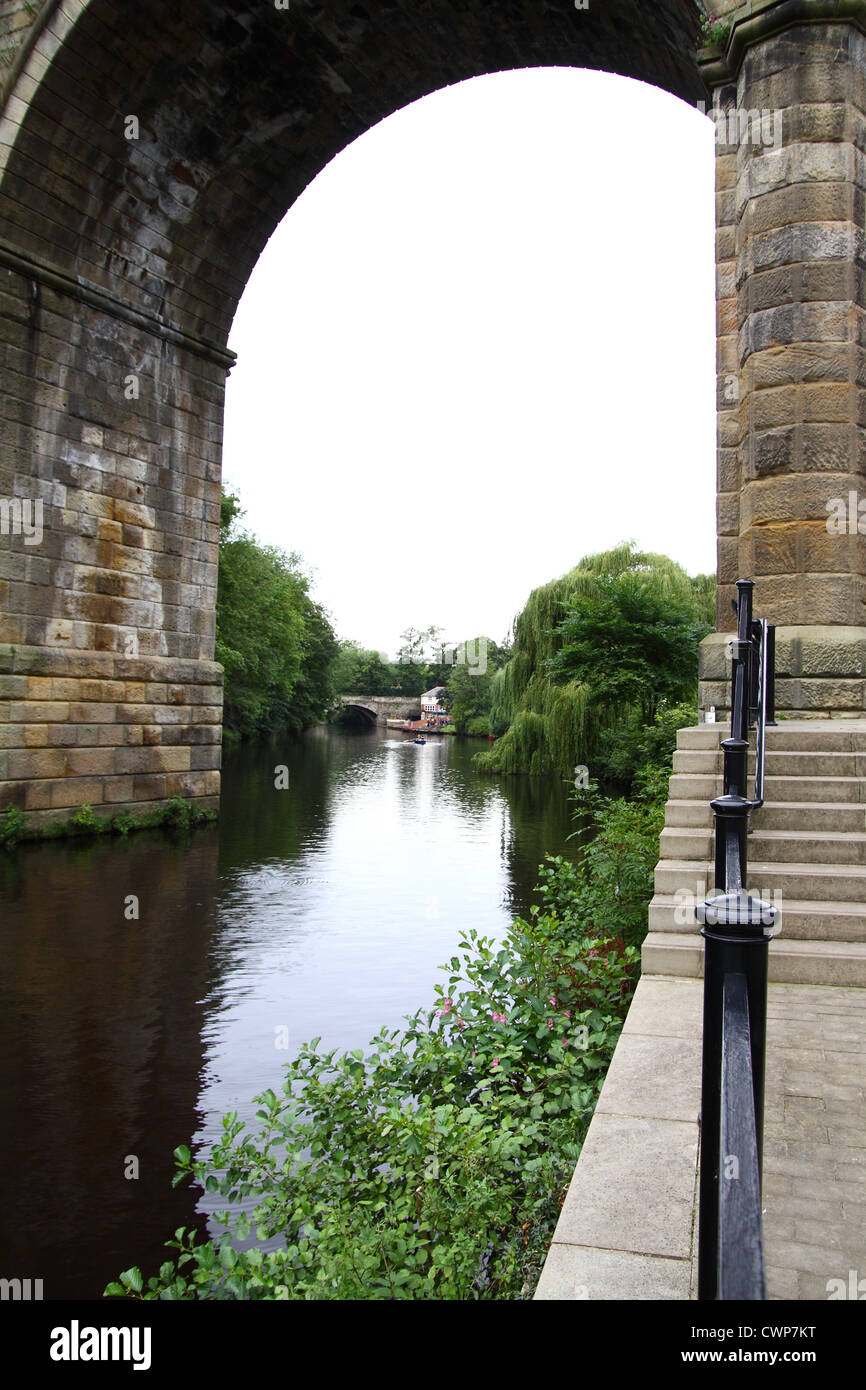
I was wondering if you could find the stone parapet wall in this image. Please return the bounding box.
[0,645,222,823]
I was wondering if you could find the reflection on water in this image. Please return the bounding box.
[0,726,577,1298]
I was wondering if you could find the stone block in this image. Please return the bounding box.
[132,774,166,800]
[20,778,53,810]
[102,776,135,803]
[114,746,191,775]
[8,700,69,722]
[8,749,67,780]
[49,777,104,809]
[68,702,116,723]
[64,748,118,777]
[0,676,29,699]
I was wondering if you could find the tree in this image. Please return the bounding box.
[440,635,511,733]
[215,489,338,739]
[475,543,714,777]
[443,661,492,733]
[394,625,443,696]
[546,569,710,725]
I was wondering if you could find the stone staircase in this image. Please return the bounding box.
[643,720,866,987]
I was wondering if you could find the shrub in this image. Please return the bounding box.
[70,802,98,833]
[0,804,28,849]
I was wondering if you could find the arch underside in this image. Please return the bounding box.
[342,703,378,725]
[1,0,704,345]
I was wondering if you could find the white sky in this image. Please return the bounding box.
[223,66,717,660]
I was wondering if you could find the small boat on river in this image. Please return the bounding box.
[413,736,427,745]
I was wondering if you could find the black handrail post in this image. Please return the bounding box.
[697,894,773,1300]
[730,579,753,736]
[697,577,776,1301]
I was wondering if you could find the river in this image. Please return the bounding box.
[0,726,577,1299]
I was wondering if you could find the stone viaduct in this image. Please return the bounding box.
[2,0,866,822]
[340,696,422,725]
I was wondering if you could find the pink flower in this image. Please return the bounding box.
[441,998,453,1015]
[549,996,557,1006]
[457,1020,466,1031]
[564,1010,570,1019]
[492,1057,499,1069]
[547,1019,554,1030]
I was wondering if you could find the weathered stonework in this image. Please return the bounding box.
[0,645,222,823]
[700,1,866,714]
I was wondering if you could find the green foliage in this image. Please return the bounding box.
[565,783,667,950]
[0,804,28,849]
[442,656,491,734]
[595,701,698,791]
[106,858,641,1301]
[216,490,338,740]
[333,642,396,697]
[465,715,490,738]
[70,802,98,832]
[699,14,732,46]
[110,812,137,837]
[476,544,713,778]
[547,571,711,726]
[333,633,512,712]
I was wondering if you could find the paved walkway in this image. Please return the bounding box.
[535,975,866,1300]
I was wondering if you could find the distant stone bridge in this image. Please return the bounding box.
[339,696,422,726]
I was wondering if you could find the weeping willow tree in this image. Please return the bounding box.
[475,542,714,778]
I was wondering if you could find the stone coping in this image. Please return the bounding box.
[535,975,701,1301]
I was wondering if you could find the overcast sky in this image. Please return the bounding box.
[222,66,717,660]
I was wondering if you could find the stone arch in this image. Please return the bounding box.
[0,0,706,819]
[8,1,866,816]
[341,702,378,728]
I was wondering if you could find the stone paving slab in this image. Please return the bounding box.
[535,974,866,1301]
[761,981,866,1301]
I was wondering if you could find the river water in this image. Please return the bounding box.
[0,726,576,1299]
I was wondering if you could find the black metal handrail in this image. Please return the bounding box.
[695,579,778,1301]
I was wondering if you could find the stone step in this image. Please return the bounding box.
[762,775,866,804]
[673,749,866,777]
[649,893,866,942]
[753,801,866,833]
[668,772,866,803]
[660,825,866,867]
[677,721,866,753]
[664,799,716,829]
[642,931,866,987]
[663,799,866,833]
[655,857,866,903]
[676,725,725,750]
